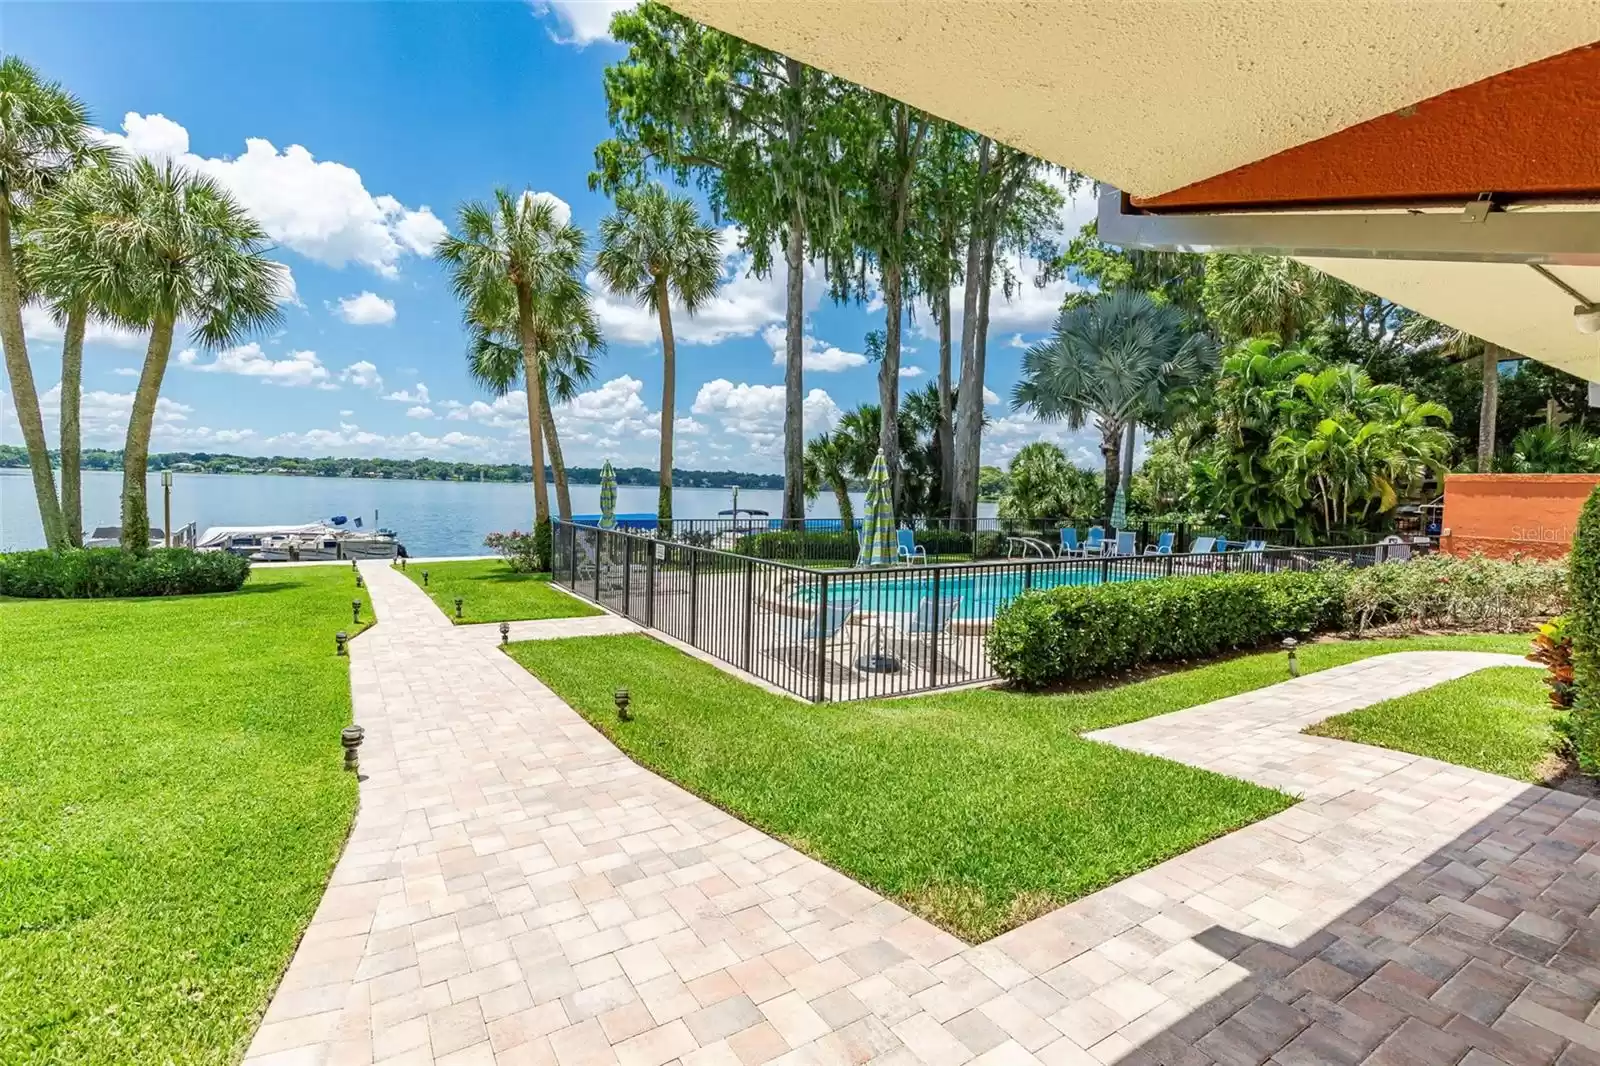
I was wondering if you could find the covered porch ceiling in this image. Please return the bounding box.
[664,0,1600,379]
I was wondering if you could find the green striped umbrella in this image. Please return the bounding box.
[598,460,618,529]
[855,450,897,567]
[1110,481,1127,531]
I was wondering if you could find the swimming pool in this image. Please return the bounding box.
[796,561,1151,621]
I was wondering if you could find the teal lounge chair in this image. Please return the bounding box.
[1188,536,1216,554]
[902,595,966,677]
[896,528,928,564]
[1059,527,1081,556]
[1082,526,1107,555]
[1144,531,1174,555]
[1113,530,1137,556]
[1215,536,1229,552]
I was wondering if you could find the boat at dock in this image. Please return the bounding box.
[196,517,404,561]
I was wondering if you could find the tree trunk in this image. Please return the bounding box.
[515,285,550,549]
[951,137,992,523]
[538,368,572,522]
[1477,342,1500,473]
[1100,419,1123,521]
[879,258,903,510]
[1120,422,1136,524]
[0,205,67,549]
[121,314,176,551]
[936,285,954,518]
[60,302,87,546]
[655,277,677,528]
[782,217,806,528]
[832,478,854,533]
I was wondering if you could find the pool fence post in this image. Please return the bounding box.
[622,536,632,616]
[741,558,755,670]
[568,522,578,587]
[928,564,941,689]
[1100,554,1109,583]
[1024,560,1034,591]
[645,540,656,627]
[594,531,603,603]
[814,571,830,703]
[688,548,700,645]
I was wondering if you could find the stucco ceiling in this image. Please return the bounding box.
[664,0,1600,198]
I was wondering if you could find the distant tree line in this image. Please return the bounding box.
[0,445,784,490]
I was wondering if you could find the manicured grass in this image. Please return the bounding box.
[505,630,1527,942]
[1306,666,1563,782]
[0,567,367,1065]
[400,558,601,624]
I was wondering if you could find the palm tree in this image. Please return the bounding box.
[57,159,282,549]
[1014,289,1215,519]
[467,279,602,522]
[1399,314,1502,473]
[803,432,855,532]
[437,189,587,567]
[1199,254,1339,345]
[595,183,719,527]
[26,159,131,546]
[0,56,110,549]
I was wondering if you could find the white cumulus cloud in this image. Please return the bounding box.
[176,343,334,389]
[763,325,868,373]
[97,112,447,277]
[405,405,434,420]
[530,0,635,45]
[336,291,396,326]
[899,365,925,379]
[340,361,384,391]
[383,383,430,404]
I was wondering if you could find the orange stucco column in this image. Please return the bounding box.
[1440,473,1600,559]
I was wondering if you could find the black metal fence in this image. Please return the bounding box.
[552,520,1387,703]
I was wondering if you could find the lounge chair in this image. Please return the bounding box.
[1214,536,1229,553]
[1059,527,1082,556]
[896,528,928,565]
[1112,531,1137,556]
[1082,526,1107,556]
[901,595,966,677]
[1188,536,1216,554]
[1144,531,1174,555]
[1237,539,1266,552]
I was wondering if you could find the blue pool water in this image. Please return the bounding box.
[800,563,1150,620]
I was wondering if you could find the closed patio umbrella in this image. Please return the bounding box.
[599,460,618,529]
[855,450,897,567]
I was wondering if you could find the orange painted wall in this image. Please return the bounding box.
[1439,473,1600,560]
[1134,42,1600,211]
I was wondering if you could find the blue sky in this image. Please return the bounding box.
[0,1,1099,473]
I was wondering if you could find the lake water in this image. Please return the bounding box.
[0,469,996,556]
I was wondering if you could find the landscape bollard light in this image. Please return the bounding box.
[341,724,365,772]
[423,570,429,586]
[355,572,364,588]
[335,630,348,656]
[350,560,358,573]
[353,599,362,624]
[614,687,632,722]
[400,557,407,570]
[1283,637,1299,677]
[499,621,510,645]
[455,597,463,619]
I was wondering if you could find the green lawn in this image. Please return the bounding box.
[401,558,601,624]
[505,630,1527,942]
[0,567,367,1065]
[1306,666,1563,782]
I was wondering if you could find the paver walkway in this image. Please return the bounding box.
[246,566,1600,1066]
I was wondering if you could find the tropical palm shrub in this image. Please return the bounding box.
[997,442,1099,523]
[989,569,1347,687]
[1341,554,1566,634]
[0,547,249,598]
[484,531,546,574]
[1499,424,1600,474]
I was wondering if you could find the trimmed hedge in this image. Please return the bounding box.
[0,547,251,599]
[1343,553,1566,634]
[734,530,857,561]
[988,569,1347,687]
[1569,485,1600,770]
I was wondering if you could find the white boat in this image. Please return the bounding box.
[197,521,402,561]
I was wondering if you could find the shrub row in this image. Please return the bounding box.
[0,547,251,599]
[484,530,547,573]
[988,569,1346,687]
[1343,553,1567,634]
[1571,487,1600,771]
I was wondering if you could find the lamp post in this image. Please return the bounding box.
[614,687,632,722]
[335,630,348,656]
[499,621,510,645]
[454,597,463,620]
[423,570,429,587]
[161,470,173,547]
[355,571,364,588]
[353,599,362,624]
[341,724,365,772]
[1283,637,1300,677]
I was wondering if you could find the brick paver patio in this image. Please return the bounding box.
[244,562,1600,1065]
